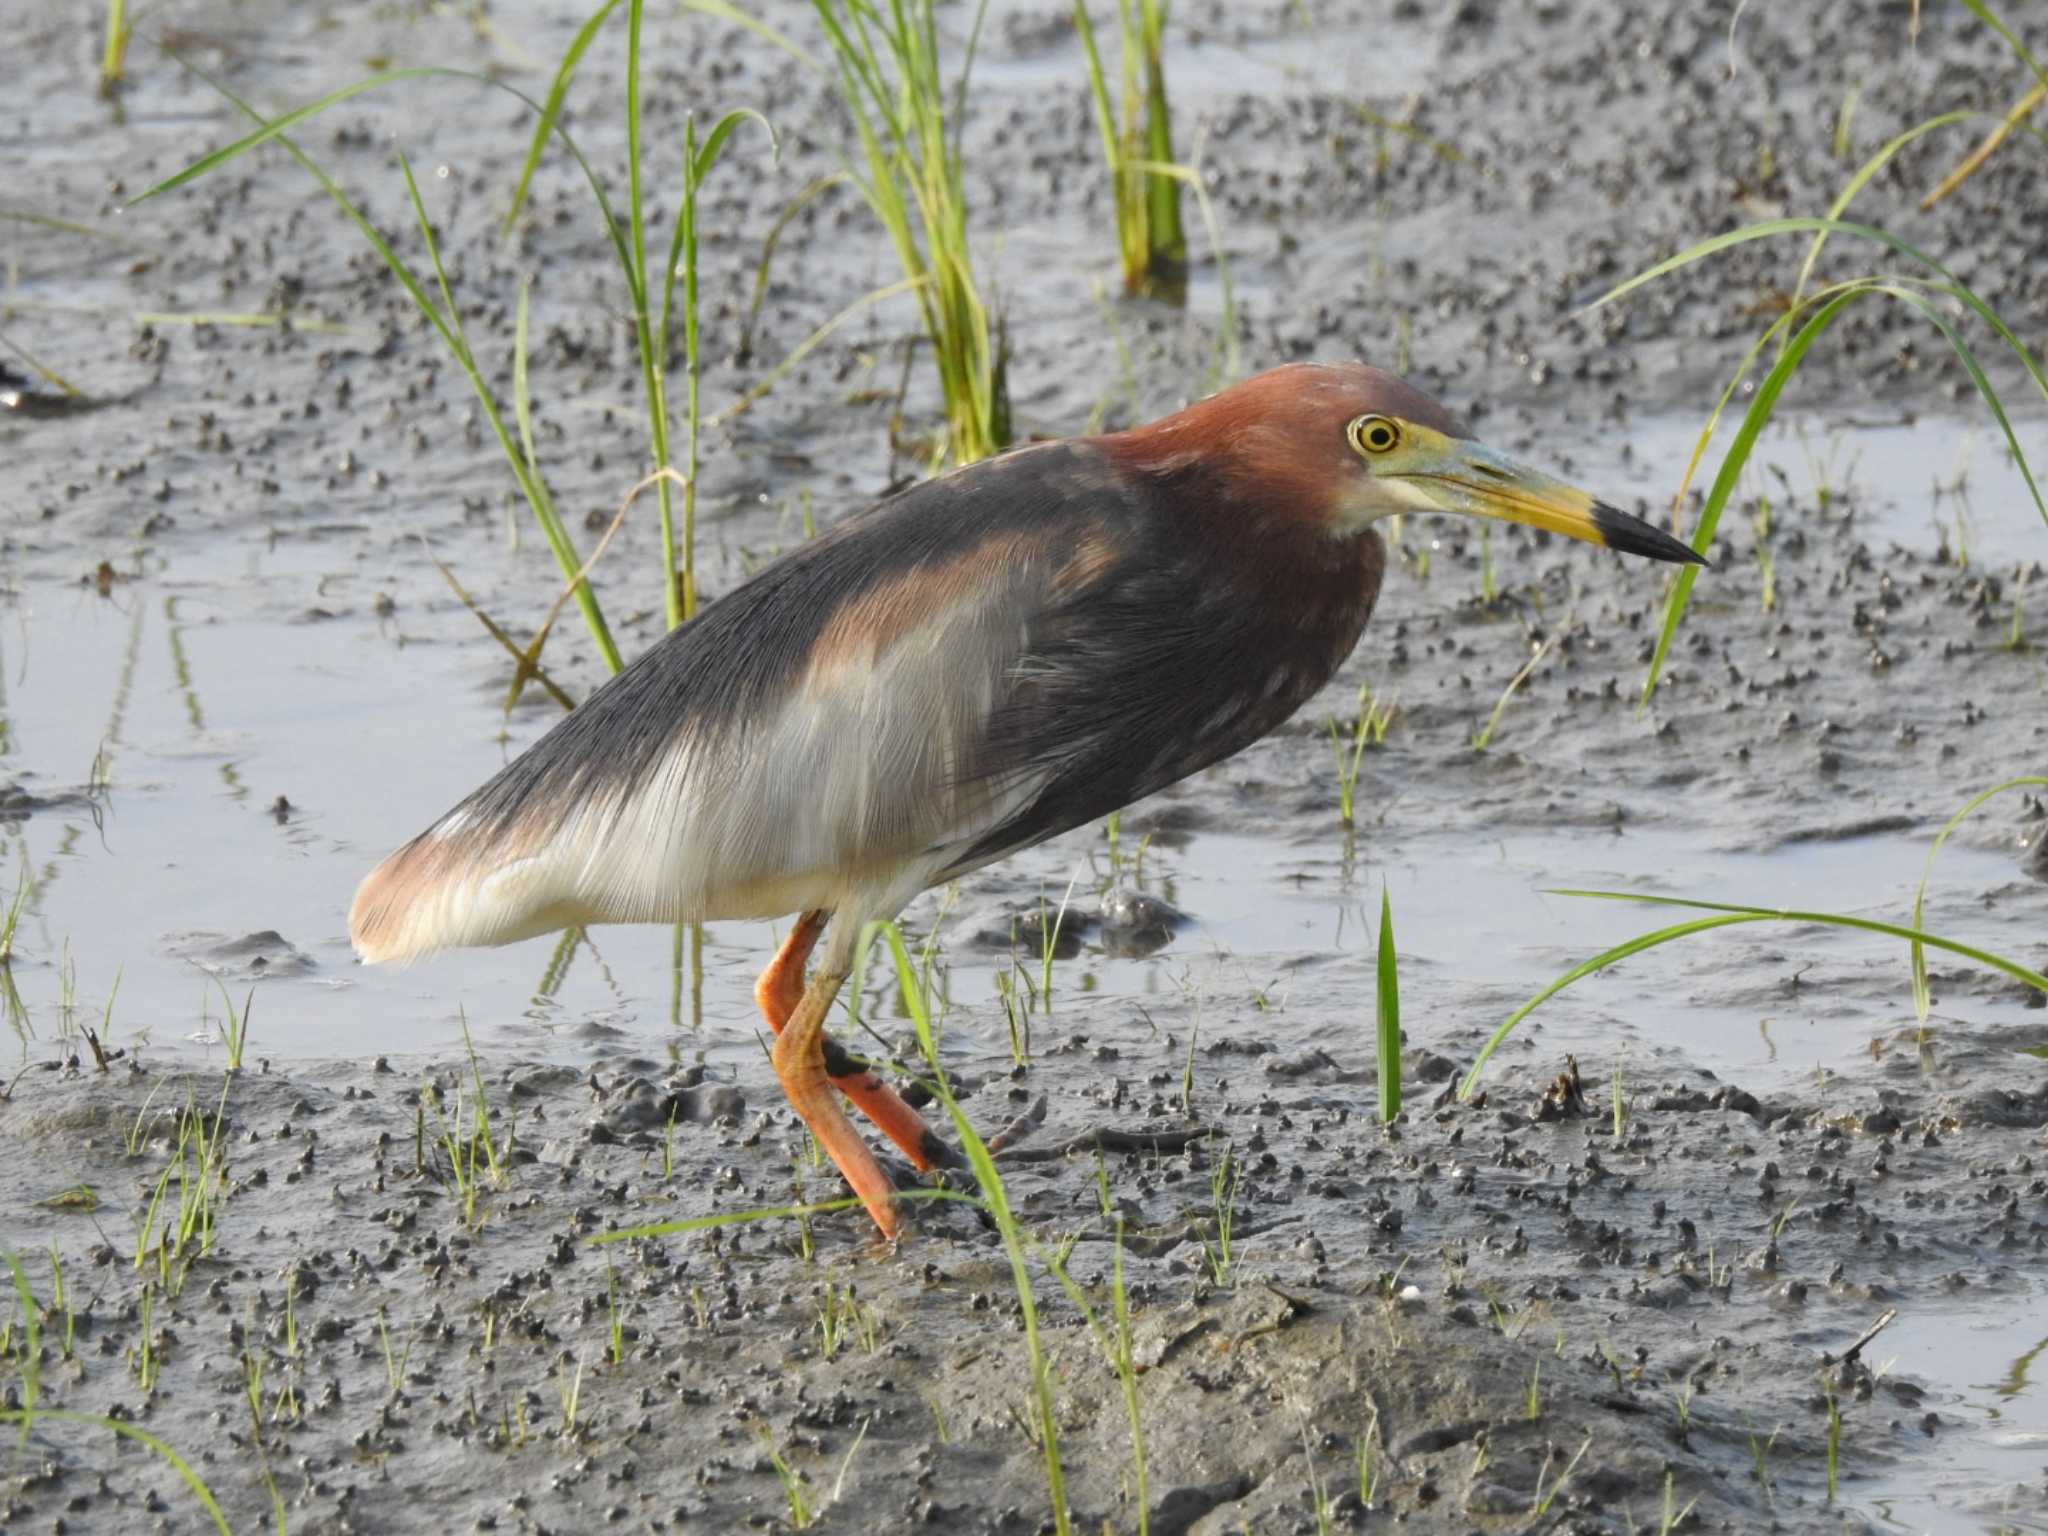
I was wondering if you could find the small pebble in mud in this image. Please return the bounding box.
[2022,829,2048,882]
[1097,888,1185,957]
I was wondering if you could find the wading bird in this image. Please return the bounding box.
[351,362,1702,1237]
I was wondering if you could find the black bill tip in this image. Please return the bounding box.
[1591,501,1711,568]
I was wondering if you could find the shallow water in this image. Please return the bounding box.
[1866,1308,2048,1534]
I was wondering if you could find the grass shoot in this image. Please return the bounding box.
[1471,631,1558,752]
[1821,1374,1842,1501]
[1355,1404,1383,1507]
[99,0,131,96]
[756,1421,815,1527]
[1374,886,1400,1124]
[1909,777,2048,1025]
[211,978,254,1072]
[1328,682,1395,824]
[1203,1139,1240,1286]
[1530,1433,1593,1517]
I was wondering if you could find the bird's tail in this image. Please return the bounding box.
[349,809,585,964]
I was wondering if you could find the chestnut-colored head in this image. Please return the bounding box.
[1106,361,1704,565]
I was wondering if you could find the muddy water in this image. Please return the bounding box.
[5,2,2048,1532]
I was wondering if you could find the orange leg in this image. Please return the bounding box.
[755,910,826,1027]
[771,967,898,1237]
[755,912,960,1181]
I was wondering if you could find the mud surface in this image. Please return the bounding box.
[4,2,2047,1532]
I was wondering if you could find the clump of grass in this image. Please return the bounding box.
[0,859,34,971]
[1748,1421,1780,1503]
[420,1016,512,1232]
[809,0,1010,464]
[1586,1,2047,706]
[814,1277,880,1359]
[140,7,774,670]
[4,1249,44,1431]
[1073,0,1186,299]
[1036,876,1078,1014]
[375,1304,415,1396]
[132,1077,233,1296]
[557,1352,586,1440]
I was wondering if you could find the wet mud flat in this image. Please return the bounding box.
[4,0,2048,1531]
[4,1018,2047,1536]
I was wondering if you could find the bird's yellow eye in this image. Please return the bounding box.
[1350,415,1401,456]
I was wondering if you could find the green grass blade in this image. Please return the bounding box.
[1072,4,1123,205]
[4,1250,40,1433]
[1958,0,2048,93]
[0,333,86,397]
[0,207,157,251]
[710,274,927,427]
[887,919,1069,1534]
[682,0,821,70]
[1638,259,2048,705]
[1866,281,2047,523]
[1128,157,1236,382]
[136,62,637,281]
[138,62,629,672]
[502,0,624,233]
[1636,285,1866,706]
[881,923,932,1037]
[1789,112,1973,315]
[0,1409,231,1535]
[1579,216,1960,316]
[1459,914,1753,1100]
[1549,890,2048,992]
[693,106,777,183]
[1137,0,1184,274]
[1375,885,1400,1123]
[514,277,540,478]
[129,70,447,203]
[740,172,850,359]
[1910,777,2048,1022]
[1462,882,2048,1098]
